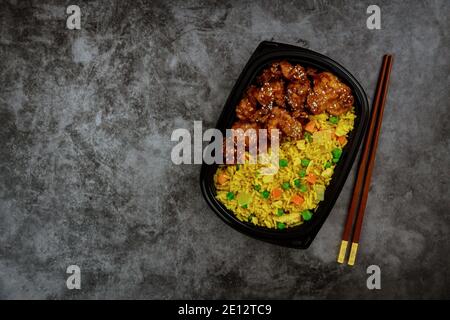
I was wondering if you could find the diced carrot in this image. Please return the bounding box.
[217,173,229,185]
[331,132,337,140]
[271,188,283,199]
[304,121,316,133]
[306,173,317,184]
[291,194,304,205]
[338,136,347,146]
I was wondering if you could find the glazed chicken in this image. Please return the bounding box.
[250,107,271,124]
[235,86,258,121]
[307,72,354,116]
[231,121,260,148]
[223,121,259,164]
[235,96,256,121]
[280,60,308,81]
[286,81,310,111]
[267,107,303,140]
[255,80,285,108]
[279,61,311,122]
[257,61,282,84]
[225,60,355,163]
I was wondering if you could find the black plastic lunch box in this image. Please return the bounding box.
[200,41,369,248]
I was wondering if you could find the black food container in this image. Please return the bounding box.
[200,41,369,248]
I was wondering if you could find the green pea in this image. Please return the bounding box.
[301,159,310,167]
[294,179,301,187]
[299,169,306,178]
[226,192,235,200]
[324,161,332,169]
[299,184,308,193]
[332,158,340,163]
[261,190,270,199]
[241,204,248,209]
[279,159,288,167]
[276,209,284,216]
[304,132,313,143]
[277,222,286,230]
[301,210,312,221]
[254,184,261,191]
[329,116,339,124]
[282,182,290,190]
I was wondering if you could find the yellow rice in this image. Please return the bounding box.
[214,109,356,229]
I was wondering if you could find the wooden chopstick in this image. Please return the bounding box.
[337,55,393,265]
[347,55,393,265]
[337,55,389,263]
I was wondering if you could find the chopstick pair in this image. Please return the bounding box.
[337,55,394,266]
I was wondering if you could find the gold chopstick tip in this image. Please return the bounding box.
[337,240,348,264]
[347,242,359,266]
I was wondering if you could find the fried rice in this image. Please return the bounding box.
[214,109,356,229]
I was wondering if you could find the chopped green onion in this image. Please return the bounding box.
[332,158,340,163]
[332,148,342,160]
[282,182,290,190]
[301,210,313,221]
[248,214,255,222]
[304,132,313,143]
[299,169,306,178]
[236,164,240,171]
[277,222,286,230]
[301,159,310,167]
[279,159,288,167]
[254,184,261,191]
[226,192,235,200]
[241,204,248,209]
[324,161,332,169]
[276,209,284,216]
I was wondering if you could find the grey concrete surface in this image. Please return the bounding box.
[0,0,449,299]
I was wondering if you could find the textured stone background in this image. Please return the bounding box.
[0,0,449,299]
